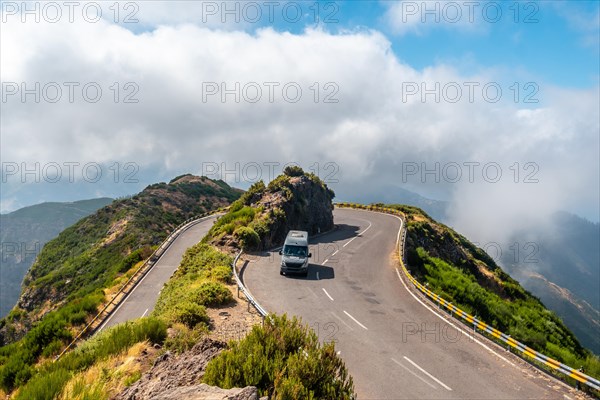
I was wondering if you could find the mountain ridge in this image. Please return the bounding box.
[0,198,114,317]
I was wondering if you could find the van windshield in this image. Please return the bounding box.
[282,245,308,257]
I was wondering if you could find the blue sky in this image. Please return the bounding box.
[261,0,599,88]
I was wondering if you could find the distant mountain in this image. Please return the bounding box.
[0,198,114,317]
[340,185,449,221]
[364,187,598,355]
[502,212,600,354]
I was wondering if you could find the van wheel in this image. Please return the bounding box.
[280,271,284,275]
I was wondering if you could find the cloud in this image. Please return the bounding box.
[1,16,598,249]
[384,0,488,36]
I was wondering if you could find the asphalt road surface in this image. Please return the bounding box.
[242,208,572,399]
[97,215,218,332]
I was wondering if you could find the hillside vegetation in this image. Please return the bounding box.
[207,165,335,250]
[0,175,241,394]
[386,204,600,379]
[2,172,350,398]
[9,243,231,399]
[0,198,113,318]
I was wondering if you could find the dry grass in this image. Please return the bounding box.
[206,283,263,343]
[98,218,130,248]
[58,341,158,400]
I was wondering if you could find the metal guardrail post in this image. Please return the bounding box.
[231,250,268,321]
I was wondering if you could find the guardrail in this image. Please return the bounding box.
[232,251,268,318]
[335,202,600,393]
[54,209,225,361]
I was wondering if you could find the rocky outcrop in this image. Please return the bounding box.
[211,170,335,250]
[257,174,334,249]
[116,338,227,400]
[147,384,259,400]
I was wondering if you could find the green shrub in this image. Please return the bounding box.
[210,265,232,283]
[163,323,208,354]
[234,226,260,250]
[15,368,71,400]
[193,282,233,307]
[170,301,209,329]
[23,315,72,359]
[41,339,65,358]
[118,248,144,273]
[203,314,354,399]
[0,352,33,392]
[236,181,266,207]
[283,165,304,177]
[68,310,88,325]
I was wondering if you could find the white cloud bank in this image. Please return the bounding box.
[1,17,598,245]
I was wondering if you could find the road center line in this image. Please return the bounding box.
[331,249,339,256]
[141,308,149,318]
[322,288,334,301]
[343,310,368,330]
[343,220,373,248]
[391,358,436,390]
[403,356,452,391]
[322,259,329,265]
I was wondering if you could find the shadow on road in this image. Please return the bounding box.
[310,224,361,245]
[284,263,335,281]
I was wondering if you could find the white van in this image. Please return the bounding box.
[279,230,311,276]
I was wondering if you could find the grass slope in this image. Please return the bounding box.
[388,204,600,379]
[0,175,241,393]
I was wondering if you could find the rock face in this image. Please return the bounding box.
[211,171,335,250]
[147,384,259,400]
[116,338,229,400]
[259,174,334,249]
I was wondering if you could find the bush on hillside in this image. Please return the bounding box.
[203,314,354,399]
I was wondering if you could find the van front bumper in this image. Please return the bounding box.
[280,263,308,274]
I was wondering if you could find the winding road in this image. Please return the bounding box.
[242,208,572,399]
[98,207,576,398]
[97,215,219,332]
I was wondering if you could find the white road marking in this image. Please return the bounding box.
[331,311,354,331]
[390,213,516,367]
[394,267,515,366]
[403,356,452,391]
[331,249,339,256]
[391,358,436,389]
[343,220,373,248]
[322,288,334,301]
[343,310,368,330]
[141,308,149,318]
[322,259,329,265]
